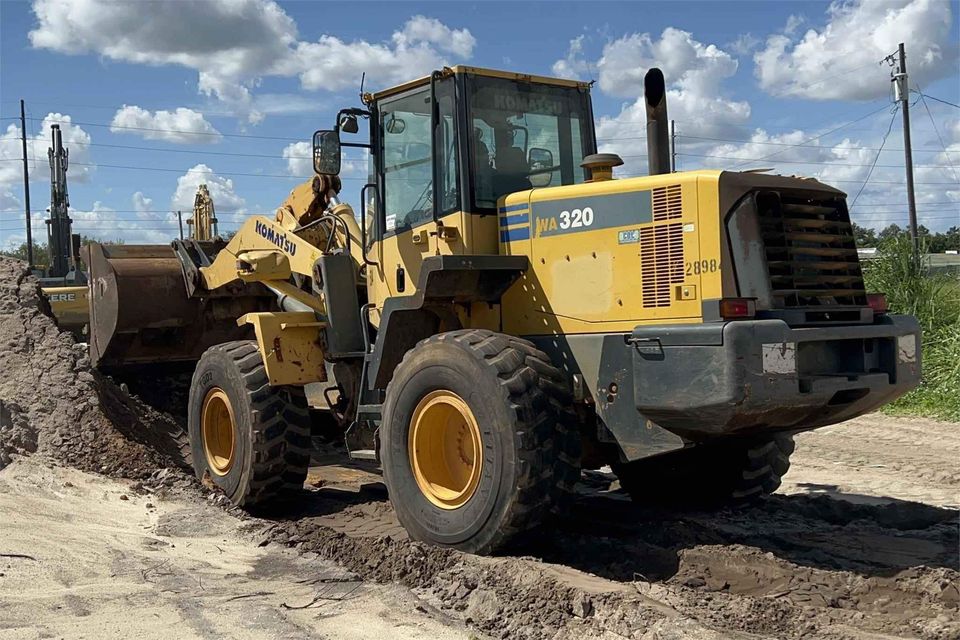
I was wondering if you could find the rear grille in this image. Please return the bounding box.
[757,192,866,308]
[652,184,682,221]
[641,222,684,307]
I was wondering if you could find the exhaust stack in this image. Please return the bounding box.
[644,68,670,176]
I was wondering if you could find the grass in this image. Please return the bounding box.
[862,236,960,421]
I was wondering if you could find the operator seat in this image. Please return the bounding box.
[492,146,531,197]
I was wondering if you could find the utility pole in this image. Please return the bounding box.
[19,100,33,268]
[670,120,677,172]
[177,210,183,240]
[892,42,919,251]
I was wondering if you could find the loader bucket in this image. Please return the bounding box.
[83,242,266,370]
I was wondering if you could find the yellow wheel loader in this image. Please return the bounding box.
[83,66,921,554]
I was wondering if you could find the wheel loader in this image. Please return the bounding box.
[83,66,921,554]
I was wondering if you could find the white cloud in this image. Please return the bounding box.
[783,14,806,36]
[29,1,474,122]
[728,33,761,57]
[0,113,94,198]
[393,15,475,58]
[282,141,313,177]
[69,200,179,244]
[294,16,476,92]
[755,0,956,100]
[552,35,590,79]
[110,106,221,144]
[131,191,154,218]
[569,28,749,171]
[30,0,296,122]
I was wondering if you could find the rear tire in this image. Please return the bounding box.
[188,340,311,507]
[613,434,795,505]
[380,329,579,554]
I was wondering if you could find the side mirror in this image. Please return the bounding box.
[528,147,554,187]
[313,130,341,175]
[339,113,359,134]
[385,114,406,134]
[529,147,553,168]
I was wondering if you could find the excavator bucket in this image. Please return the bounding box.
[83,242,270,370]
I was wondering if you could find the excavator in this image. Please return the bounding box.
[83,66,921,554]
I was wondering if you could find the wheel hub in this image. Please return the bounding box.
[408,390,483,510]
[201,388,236,476]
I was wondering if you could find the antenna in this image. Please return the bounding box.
[359,72,366,102]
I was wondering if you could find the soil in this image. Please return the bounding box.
[1,255,958,639]
[0,258,188,477]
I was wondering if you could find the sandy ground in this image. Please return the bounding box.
[783,414,960,509]
[0,460,472,640]
[1,413,957,639]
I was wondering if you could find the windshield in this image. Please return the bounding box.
[466,75,593,210]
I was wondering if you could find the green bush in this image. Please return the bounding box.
[863,236,960,421]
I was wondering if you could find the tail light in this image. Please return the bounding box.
[867,293,888,315]
[719,298,756,319]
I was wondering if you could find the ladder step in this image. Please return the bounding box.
[348,449,377,461]
[357,404,382,420]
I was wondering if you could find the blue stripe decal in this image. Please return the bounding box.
[500,226,531,243]
[498,203,530,214]
[499,212,529,228]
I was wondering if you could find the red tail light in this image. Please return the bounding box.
[719,298,756,319]
[867,293,888,315]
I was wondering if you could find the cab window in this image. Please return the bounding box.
[379,81,459,235]
[466,75,593,211]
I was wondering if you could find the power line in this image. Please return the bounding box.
[915,88,960,185]
[24,116,305,142]
[673,151,954,169]
[70,140,367,161]
[64,160,367,181]
[850,107,900,210]
[917,93,960,110]
[728,103,894,170]
[676,133,951,153]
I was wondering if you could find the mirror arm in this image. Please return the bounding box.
[429,70,442,225]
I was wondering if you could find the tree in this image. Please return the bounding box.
[0,241,49,269]
[852,222,878,247]
[878,224,905,241]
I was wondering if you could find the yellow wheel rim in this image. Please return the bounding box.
[201,388,236,477]
[408,390,483,510]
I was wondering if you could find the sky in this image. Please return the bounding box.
[0,0,958,249]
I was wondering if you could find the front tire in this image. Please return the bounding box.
[188,340,311,507]
[380,330,579,554]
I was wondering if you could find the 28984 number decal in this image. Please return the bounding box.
[685,259,720,275]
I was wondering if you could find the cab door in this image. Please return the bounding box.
[367,79,463,319]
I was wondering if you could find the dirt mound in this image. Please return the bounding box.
[0,258,188,477]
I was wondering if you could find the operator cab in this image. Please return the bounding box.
[314,66,597,242]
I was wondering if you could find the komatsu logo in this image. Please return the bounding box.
[255,220,297,256]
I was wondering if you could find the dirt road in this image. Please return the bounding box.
[0,460,472,640]
[1,258,957,639]
[784,414,960,508]
[2,414,955,640]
